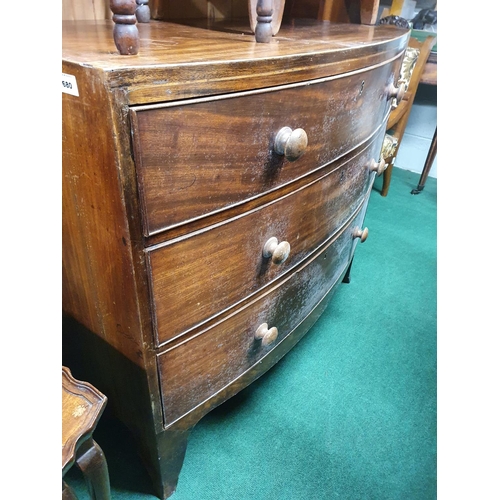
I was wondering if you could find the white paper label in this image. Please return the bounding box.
[62,73,79,96]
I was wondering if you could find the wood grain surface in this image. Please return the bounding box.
[131,62,397,235]
[62,366,107,474]
[157,200,367,427]
[147,128,384,346]
[62,19,407,498]
[62,20,408,104]
[62,64,150,367]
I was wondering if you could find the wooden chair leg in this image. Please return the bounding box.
[411,127,437,195]
[381,157,395,196]
[75,439,111,500]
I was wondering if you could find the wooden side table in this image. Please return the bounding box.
[62,366,111,500]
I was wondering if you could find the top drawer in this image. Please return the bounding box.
[130,59,400,236]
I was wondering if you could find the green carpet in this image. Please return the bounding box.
[65,166,437,499]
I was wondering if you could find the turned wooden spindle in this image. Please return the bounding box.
[255,0,273,43]
[110,0,140,55]
[136,0,150,23]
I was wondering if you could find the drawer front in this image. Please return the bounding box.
[157,205,368,428]
[131,59,399,236]
[147,130,383,346]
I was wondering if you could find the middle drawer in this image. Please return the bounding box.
[146,132,383,347]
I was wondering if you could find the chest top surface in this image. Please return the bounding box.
[62,19,409,104]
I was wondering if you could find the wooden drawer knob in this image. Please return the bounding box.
[387,82,405,105]
[274,127,308,162]
[369,158,386,176]
[255,323,278,346]
[353,227,369,242]
[263,237,291,264]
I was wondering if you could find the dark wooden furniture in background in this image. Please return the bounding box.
[109,0,286,51]
[285,0,379,24]
[62,19,409,499]
[62,367,110,500]
[420,49,437,85]
[108,0,381,53]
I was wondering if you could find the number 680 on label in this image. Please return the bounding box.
[62,73,79,97]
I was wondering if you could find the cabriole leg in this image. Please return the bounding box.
[75,439,111,500]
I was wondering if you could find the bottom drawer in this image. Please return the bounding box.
[157,202,369,427]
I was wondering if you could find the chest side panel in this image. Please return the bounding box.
[62,63,149,368]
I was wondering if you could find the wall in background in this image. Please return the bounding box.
[62,0,110,20]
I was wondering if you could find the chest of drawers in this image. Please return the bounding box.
[62,19,409,499]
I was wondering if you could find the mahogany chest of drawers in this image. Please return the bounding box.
[62,19,408,499]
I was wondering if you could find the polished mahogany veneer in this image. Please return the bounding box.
[62,18,409,499]
[131,65,397,235]
[148,129,385,346]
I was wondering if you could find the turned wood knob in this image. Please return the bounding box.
[255,323,279,346]
[274,127,308,162]
[387,81,405,105]
[368,158,386,176]
[353,227,369,242]
[263,237,291,264]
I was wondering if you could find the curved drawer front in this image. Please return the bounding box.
[131,59,399,236]
[157,205,367,427]
[147,131,383,346]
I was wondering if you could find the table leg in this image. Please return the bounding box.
[75,439,111,500]
[62,480,78,500]
[411,127,437,195]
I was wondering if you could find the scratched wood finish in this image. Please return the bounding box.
[147,129,384,346]
[145,257,353,497]
[157,203,366,426]
[62,20,407,499]
[62,20,408,105]
[131,62,398,235]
